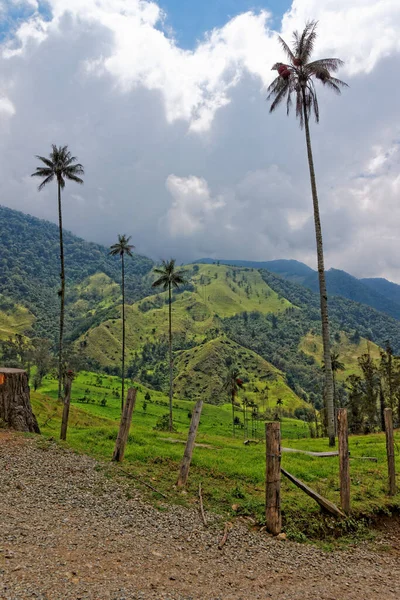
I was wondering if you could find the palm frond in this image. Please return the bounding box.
[109,234,135,257]
[35,155,54,169]
[32,144,84,193]
[152,276,169,289]
[31,167,53,178]
[36,174,54,191]
[301,20,318,62]
[278,36,295,62]
[269,83,290,113]
[64,173,84,185]
[307,58,344,72]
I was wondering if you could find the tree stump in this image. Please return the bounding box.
[0,368,40,433]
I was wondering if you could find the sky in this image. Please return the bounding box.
[0,0,400,280]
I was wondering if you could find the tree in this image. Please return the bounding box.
[110,234,134,412]
[224,367,244,436]
[31,145,84,400]
[267,21,347,446]
[152,259,186,432]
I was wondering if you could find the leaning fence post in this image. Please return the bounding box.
[112,388,137,462]
[177,399,203,487]
[384,408,396,496]
[338,408,350,514]
[265,421,281,535]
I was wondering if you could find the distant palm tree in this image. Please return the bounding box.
[152,259,186,432]
[224,367,244,437]
[267,21,347,446]
[31,145,84,400]
[110,234,134,412]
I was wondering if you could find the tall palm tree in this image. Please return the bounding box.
[267,21,348,446]
[152,259,186,432]
[224,367,244,437]
[330,351,345,405]
[31,145,84,400]
[110,234,134,412]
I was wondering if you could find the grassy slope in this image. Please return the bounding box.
[174,336,306,411]
[81,264,292,364]
[0,304,34,339]
[300,331,381,380]
[32,374,400,540]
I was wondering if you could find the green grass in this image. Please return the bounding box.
[300,331,381,381]
[33,370,400,541]
[0,304,34,339]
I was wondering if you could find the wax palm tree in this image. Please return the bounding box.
[31,145,84,400]
[152,259,186,432]
[224,367,244,437]
[267,21,348,446]
[110,235,134,412]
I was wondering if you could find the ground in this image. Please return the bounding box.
[1,432,400,600]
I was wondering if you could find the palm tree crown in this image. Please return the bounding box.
[267,20,348,127]
[109,234,135,258]
[152,259,186,290]
[31,144,84,189]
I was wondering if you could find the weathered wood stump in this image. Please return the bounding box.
[0,368,40,433]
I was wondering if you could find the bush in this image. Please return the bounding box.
[153,414,176,432]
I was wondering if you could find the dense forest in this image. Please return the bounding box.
[0,206,153,338]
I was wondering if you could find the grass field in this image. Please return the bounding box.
[300,331,381,381]
[0,304,34,340]
[33,370,400,542]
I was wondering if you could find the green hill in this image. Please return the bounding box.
[2,206,400,413]
[0,205,153,339]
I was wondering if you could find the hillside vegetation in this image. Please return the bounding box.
[2,207,400,413]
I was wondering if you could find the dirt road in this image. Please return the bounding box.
[1,432,399,599]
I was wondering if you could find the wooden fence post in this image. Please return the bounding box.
[177,399,203,487]
[60,374,72,441]
[384,408,396,496]
[338,408,350,514]
[266,421,281,535]
[112,388,137,462]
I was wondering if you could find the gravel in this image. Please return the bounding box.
[1,431,400,600]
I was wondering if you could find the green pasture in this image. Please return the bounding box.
[32,370,400,541]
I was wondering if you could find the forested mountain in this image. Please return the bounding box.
[361,277,400,305]
[199,258,400,321]
[0,205,153,338]
[1,206,400,410]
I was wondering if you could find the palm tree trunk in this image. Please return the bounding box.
[57,180,65,401]
[121,253,125,413]
[168,283,173,432]
[232,392,235,437]
[302,92,335,447]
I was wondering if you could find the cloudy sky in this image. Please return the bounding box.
[1,0,400,280]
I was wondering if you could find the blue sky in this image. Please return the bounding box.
[159,1,291,47]
[0,1,291,46]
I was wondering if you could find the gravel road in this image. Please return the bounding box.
[1,431,399,600]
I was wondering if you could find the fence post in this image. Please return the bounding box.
[384,408,396,496]
[177,399,203,487]
[265,422,281,535]
[60,374,72,441]
[112,388,137,462]
[338,408,350,514]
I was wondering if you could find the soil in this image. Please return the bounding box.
[1,431,400,599]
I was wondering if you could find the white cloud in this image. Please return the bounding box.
[0,0,400,281]
[0,96,15,116]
